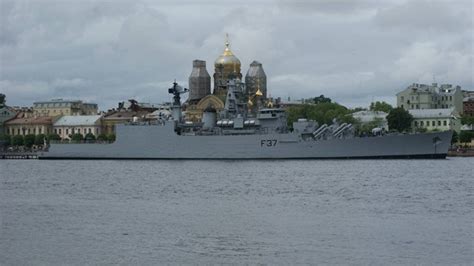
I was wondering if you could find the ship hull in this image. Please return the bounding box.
[39,123,453,160]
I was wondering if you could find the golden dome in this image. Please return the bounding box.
[214,35,241,67]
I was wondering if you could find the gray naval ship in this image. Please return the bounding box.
[40,79,452,160]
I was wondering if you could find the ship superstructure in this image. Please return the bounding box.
[40,79,452,160]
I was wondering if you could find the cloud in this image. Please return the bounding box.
[0,0,472,109]
[374,0,472,33]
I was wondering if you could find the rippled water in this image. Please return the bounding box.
[1,159,473,265]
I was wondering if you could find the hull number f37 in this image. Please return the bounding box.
[261,139,277,147]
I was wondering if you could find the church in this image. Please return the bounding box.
[184,36,267,122]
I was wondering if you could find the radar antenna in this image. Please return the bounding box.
[168,80,188,106]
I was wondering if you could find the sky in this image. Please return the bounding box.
[1,0,473,110]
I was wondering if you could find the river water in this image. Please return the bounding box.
[0,159,473,265]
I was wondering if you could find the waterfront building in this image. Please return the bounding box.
[409,108,461,132]
[53,115,102,140]
[0,94,17,134]
[463,96,474,117]
[352,110,389,131]
[5,111,54,136]
[396,83,464,114]
[33,99,98,117]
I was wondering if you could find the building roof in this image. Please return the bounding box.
[102,110,150,120]
[408,108,457,119]
[5,112,53,125]
[54,115,101,126]
[352,110,388,122]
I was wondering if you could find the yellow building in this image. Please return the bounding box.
[33,99,98,117]
[185,95,225,122]
[53,115,102,140]
[5,111,54,136]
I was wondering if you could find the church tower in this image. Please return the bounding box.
[213,34,242,98]
[245,60,267,99]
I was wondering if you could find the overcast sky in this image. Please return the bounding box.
[1,0,473,110]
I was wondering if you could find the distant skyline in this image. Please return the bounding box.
[1,0,473,110]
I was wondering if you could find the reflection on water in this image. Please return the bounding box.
[1,159,472,264]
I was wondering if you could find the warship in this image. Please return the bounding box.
[39,80,452,160]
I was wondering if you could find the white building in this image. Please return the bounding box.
[53,115,102,140]
[352,110,389,131]
[397,83,464,114]
[409,108,461,132]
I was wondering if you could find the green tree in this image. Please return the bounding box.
[311,95,332,104]
[350,107,367,113]
[84,133,96,142]
[369,101,393,113]
[387,107,413,132]
[460,115,474,125]
[451,130,458,145]
[24,134,36,148]
[286,102,355,128]
[0,134,11,146]
[107,134,116,142]
[355,117,384,135]
[97,133,108,141]
[12,135,24,146]
[71,133,84,142]
[35,134,46,145]
[459,131,473,144]
[47,133,61,143]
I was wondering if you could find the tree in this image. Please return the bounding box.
[24,134,36,148]
[35,134,46,145]
[84,133,96,142]
[107,134,116,142]
[460,115,474,125]
[0,93,5,107]
[0,134,11,146]
[286,102,355,128]
[47,133,61,143]
[71,133,84,142]
[370,101,393,113]
[451,131,458,145]
[12,135,24,146]
[312,95,332,104]
[459,131,473,145]
[387,107,413,132]
[355,117,384,135]
[97,133,108,141]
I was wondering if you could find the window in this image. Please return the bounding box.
[66,129,69,134]
[416,104,419,109]
[438,121,441,126]
[420,121,424,126]
[59,128,62,134]
[88,128,91,134]
[414,121,418,126]
[443,121,447,126]
[432,121,436,126]
[449,96,452,101]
